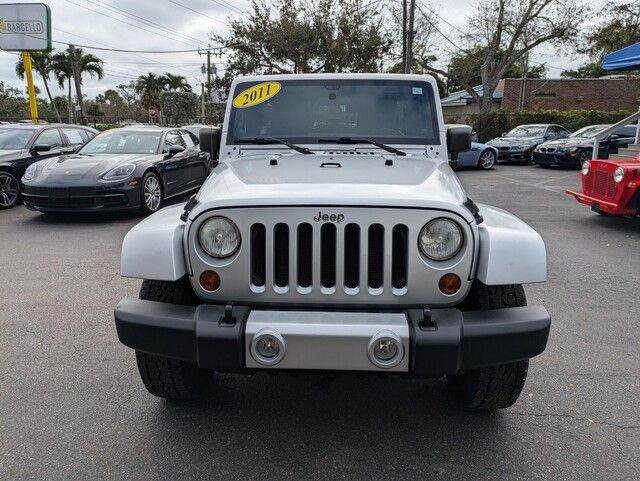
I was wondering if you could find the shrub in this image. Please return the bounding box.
[159,91,199,125]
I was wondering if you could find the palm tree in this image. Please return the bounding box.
[51,48,104,123]
[135,73,165,108]
[162,73,192,92]
[15,51,62,122]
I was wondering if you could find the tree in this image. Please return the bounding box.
[162,73,192,92]
[213,0,391,82]
[51,48,103,123]
[15,51,62,122]
[562,1,640,78]
[423,0,587,138]
[160,91,198,125]
[135,73,165,109]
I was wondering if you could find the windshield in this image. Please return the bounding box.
[570,125,608,138]
[227,79,440,145]
[506,126,546,137]
[0,128,33,150]
[78,131,161,154]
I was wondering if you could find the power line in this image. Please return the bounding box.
[166,0,229,27]
[61,0,203,48]
[85,0,209,48]
[207,0,245,15]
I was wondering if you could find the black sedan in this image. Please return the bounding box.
[532,124,637,168]
[0,123,97,209]
[21,127,211,215]
[486,124,571,163]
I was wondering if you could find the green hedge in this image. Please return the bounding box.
[463,109,635,142]
[94,123,120,132]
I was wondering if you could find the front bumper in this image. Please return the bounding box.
[114,299,551,377]
[565,189,636,216]
[22,184,140,212]
[494,149,530,161]
[533,152,577,166]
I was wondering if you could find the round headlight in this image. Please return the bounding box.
[581,161,590,175]
[613,166,624,183]
[419,218,463,261]
[198,216,241,258]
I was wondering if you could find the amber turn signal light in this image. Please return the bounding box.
[439,273,461,295]
[200,270,221,291]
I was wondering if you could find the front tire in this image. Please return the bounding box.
[448,282,530,409]
[477,149,496,170]
[576,149,592,169]
[135,278,212,400]
[0,171,20,209]
[139,172,163,216]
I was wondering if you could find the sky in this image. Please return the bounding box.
[0,0,606,100]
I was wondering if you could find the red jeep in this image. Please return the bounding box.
[566,155,640,216]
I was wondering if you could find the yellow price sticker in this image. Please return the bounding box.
[232,81,281,109]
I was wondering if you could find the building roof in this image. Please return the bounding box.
[440,85,503,106]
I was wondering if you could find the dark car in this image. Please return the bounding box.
[21,126,211,215]
[533,124,637,168]
[0,123,97,209]
[487,124,571,163]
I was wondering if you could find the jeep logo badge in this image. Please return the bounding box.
[314,211,344,223]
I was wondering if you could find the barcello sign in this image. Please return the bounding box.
[0,3,51,51]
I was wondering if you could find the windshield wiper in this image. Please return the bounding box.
[317,137,406,156]
[233,137,314,155]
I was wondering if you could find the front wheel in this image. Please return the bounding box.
[135,278,213,400]
[477,149,496,170]
[0,171,20,209]
[139,172,163,216]
[576,149,592,169]
[448,282,530,409]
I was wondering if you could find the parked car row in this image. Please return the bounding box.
[0,123,213,214]
[486,123,638,168]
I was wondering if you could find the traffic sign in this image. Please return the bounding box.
[148,106,158,118]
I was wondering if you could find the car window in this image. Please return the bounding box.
[180,131,195,148]
[62,128,86,146]
[0,128,34,149]
[613,126,636,138]
[187,131,199,146]
[164,131,186,151]
[79,131,161,154]
[547,126,567,138]
[36,128,63,148]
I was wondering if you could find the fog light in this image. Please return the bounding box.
[250,329,286,366]
[439,273,461,295]
[199,270,221,291]
[368,331,403,369]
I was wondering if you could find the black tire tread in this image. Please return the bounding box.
[135,277,211,400]
[449,282,530,410]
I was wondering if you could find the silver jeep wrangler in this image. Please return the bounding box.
[115,74,550,409]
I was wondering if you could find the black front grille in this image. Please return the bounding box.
[367,224,384,289]
[344,224,360,289]
[320,224,336,288]
[249,221,409,293]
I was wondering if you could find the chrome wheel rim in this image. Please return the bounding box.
[0,173,19,207]
[480,151,496,169]
[143,176,161,211]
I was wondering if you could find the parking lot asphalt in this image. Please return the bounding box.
[1,164,638,481]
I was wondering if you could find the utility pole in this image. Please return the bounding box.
[201,83,206,123]
[206,49,212,101]
[68,44,86,125]
[405,0,416,74]
[402,0,407,72]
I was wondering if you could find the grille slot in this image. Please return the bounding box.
[344,224,360,289]
[368,224,384,289]
[320,224,337,288]
[273,223,289,288]
[392,225,408,289]
[297,223,313,288]
[250,224,266,287]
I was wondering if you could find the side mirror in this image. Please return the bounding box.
[199,127,222,166]
[32,144,51,154]
[501,132,507,137]
[446,125,472,161]
[165,144,185,158]
[608,134,620,141]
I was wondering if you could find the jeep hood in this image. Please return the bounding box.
[192,152,472,221]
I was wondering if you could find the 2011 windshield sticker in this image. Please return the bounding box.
[232,82,281,108]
